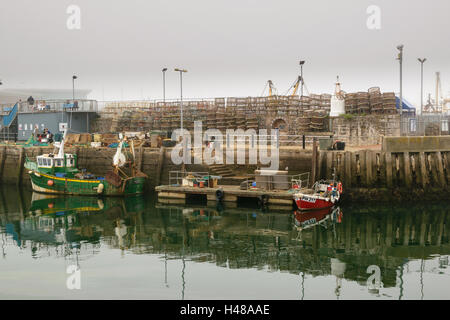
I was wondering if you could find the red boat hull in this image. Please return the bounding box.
[295,195,335,210]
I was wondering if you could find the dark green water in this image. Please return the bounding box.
[1,187,450,300]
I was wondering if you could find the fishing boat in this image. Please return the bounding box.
[25,132,147,196]
[293,179,342,210]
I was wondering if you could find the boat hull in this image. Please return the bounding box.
[294,194,338,210]
[28,170,145,196]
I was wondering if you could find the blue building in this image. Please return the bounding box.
[0,100,98,141]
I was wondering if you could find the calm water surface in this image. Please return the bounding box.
[1,187,450,300]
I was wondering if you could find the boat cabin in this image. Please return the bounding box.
[36,153,78,176]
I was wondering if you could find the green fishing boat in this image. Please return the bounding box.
[25,133,147,196]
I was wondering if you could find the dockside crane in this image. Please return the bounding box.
[261,80,278,97]
[285,75,310,96]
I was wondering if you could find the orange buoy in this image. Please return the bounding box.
[47,180,54,186]
[199,181,204,188]
[48,203,54,208]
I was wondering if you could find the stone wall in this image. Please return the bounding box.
[331,115,400,146]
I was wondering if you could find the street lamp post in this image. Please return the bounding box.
[418,58,426,114]
[72,75,77,102]
[174,68,187,132]
[174,68,187,171]
[162,68,167,105]
[299,60,305,97]
[70,75,78,129]
[396,45,404,116]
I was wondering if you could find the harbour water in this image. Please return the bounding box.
[0,187,449,300]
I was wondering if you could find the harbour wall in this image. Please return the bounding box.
[0,145,313,191]
[317,149,450,202]
[1,139,449,202]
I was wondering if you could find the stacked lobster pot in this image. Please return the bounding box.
[344,93,356,114]
[310,110,327,131]
[356,92,370,114]
[288,96,300,117]
[368,87,383,114]
[246,114,259,131]
[309,94,321,111]
[256,97,267,116]
[320,93,332,112]
[382,92,397,114]
[215,106,226,132]
[299,96,311,116]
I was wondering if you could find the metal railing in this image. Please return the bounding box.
[168,171,211,186]
[240,172,310,191]
[400,114,450,136]
[0,100,98,114]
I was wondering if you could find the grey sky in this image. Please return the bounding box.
[1,0,449,105]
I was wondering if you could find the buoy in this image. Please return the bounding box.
[337,182,343,193]
[47,180,54,186]
[48,203,54,209]
[97,183,104,194]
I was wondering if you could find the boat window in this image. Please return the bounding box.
[55,159,63,167]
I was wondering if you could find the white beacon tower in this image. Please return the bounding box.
[330,76,346,117]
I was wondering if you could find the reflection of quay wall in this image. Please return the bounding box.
[3,198,449,289]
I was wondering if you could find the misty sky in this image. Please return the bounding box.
[1,0,450,105]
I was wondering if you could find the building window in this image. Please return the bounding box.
[24,124,28,130]
[409,119,417,132]
[19,124,22,130]
[442,120,449,132]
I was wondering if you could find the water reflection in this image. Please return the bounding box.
[1,188,450,299]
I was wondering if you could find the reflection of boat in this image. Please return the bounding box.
[294,179,342,210]
[28,192,143,217]
[29,192,111,216]
[294,206,342,230]
[25,131,147,196]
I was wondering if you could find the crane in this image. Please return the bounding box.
[261,80,278,97]
[286,76,302,96]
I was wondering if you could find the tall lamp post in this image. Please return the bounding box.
[299,60,305,97]
[72,75,77,101]
[174,68,187,171]
[70,75,78,129]
[174,68,187,132]
[418,58,426,114]
[396,45,404,116]
[162,68,167,105]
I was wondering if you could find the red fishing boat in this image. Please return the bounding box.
[293,179,342,210]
